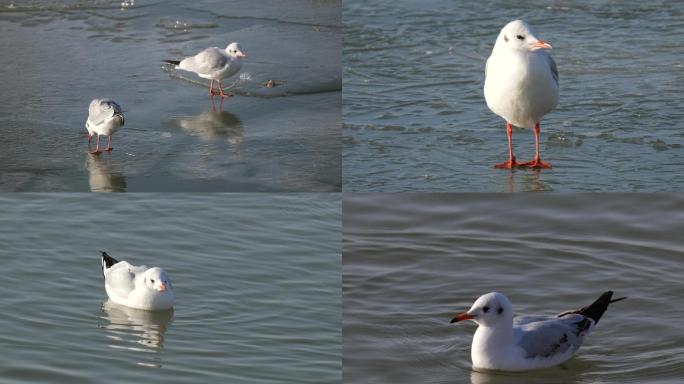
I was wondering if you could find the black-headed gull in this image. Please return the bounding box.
[484,20,559,169]
[101,251,174,311]
[85,99,124,155]
[450,291,626,371]
[164,42,246,98]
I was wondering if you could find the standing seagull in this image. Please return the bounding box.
[484,20,559,169]
[85,99,125,155]
[164,42,246,98]
[450,291,626,371]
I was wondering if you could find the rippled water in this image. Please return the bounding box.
[0,0,341,191]
[343,0,684,191]
[343,193,684,383]
[0,194,340,383]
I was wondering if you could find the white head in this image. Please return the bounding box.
[494,20,552,53]
[226,42,246,58]
[450,292,514,327]
[143,267,172,292]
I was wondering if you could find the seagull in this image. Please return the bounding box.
[101,251,174,311]
[450,291,626,371]
[85,99,124,155]
[164,42,246,98]
[484,20,559,169]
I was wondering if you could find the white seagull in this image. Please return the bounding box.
[101,251,174,311]
[85,99,124,155]
[450,291,626,371]
[484,20,559,169]
[164,42,246,98]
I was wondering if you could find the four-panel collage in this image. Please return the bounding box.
[1,1,683,383]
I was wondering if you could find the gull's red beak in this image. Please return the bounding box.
[532,39,552,50]
[450,311,474,323]
[157,283,166,292]
[238,52,247,58]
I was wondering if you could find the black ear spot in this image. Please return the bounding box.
[503,35,509,42]
[498,307,503,314]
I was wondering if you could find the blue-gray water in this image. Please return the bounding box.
[343,0,684,191]
[343,193,684,383]
[0,194,340,383]
[0,0,341,191]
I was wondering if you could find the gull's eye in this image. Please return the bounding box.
[151,279,155,283]
[516,35,524,40]
[498,307,503,314]
[483,306,490,313]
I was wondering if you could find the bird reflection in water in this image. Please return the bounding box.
[177,96,244,145]
[504,169,552,192]
[85,154,126,192]
[99,300,174,368]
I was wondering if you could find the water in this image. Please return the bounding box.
[343,193,684,383]
[0,0,341,191]
[0,193,341,383]
[343,0,684,191]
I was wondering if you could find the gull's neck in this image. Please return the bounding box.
[474,321,513,346]
[471,319,515,367]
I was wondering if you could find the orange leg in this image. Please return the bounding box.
[216,80,234,98]
[495,122,523,169]
[209,80,217,96]
[521,123,552,168]
[89,135,101,155]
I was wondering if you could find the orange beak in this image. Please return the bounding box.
[238,52,247,58]
[532,39,552,50]
[450,311,474,323]
[157,283,166,292]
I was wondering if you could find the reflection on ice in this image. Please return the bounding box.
[100,300,174,368]
[177,98,244,145]
[85,154,126,192]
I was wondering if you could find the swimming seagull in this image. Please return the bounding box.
[484,20,559,169]
[450,291,626,371]
[85,99,124,155]
[164,42,246,98]
[101,251,174,311]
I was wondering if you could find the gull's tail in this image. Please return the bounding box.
[559,291,627,325]
[163,59,180,65]
[100,251,119,278]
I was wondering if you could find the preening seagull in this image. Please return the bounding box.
[85,99,124,155]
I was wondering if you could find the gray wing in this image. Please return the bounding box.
[514,315,552,325]
[88,99,123,125]
[179,47,227,75]
[105,261,137,298]
[514,315,588,358]
[547,54,559,86]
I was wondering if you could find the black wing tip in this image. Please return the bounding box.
[163,59,180,65]
[599,291,628,303]
[582,291,626,324]
[558,291,627,323]
[100,251,119,269]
